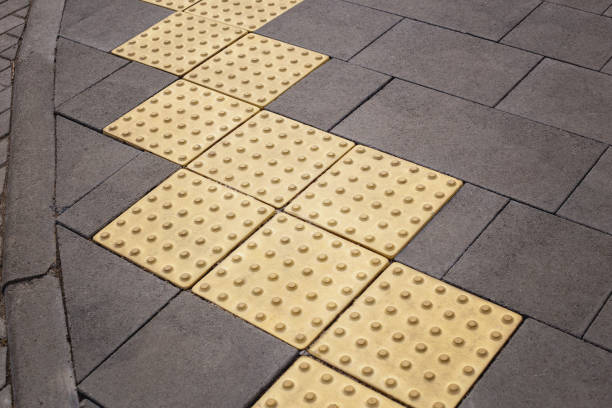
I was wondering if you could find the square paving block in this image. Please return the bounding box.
[112,11,247,75]
[185,0,303,31]
[94,169,274,288]
[193,213,388,348]
[252,356,403,408]
[310,262,522,408]
[188,110,353,207]
[142,0,200,11]
[104,80,259,164]
[286,145,462,258]
[185,33,328,107]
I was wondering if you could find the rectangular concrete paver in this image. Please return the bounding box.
[584,298,612,350]
[344,0,540,40]
[5,276,79,407]
[446,202,612,336]
[396,183,508,278]
[459,319,612,407]
[333,79,605,212]
[80,292,297,408]
[351,19,541,106]
[57,62,177,131]
[550,0,612,13]
[58,152,179,237]
[498,59,612,144]
[558,148,612,234]
[266,58,389,131]
[256,0,401,61]
[502,3,612,69]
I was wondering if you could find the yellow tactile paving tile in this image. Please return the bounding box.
[286,145,462,258]
[192,213,388,348]
[185,33,328,107]
[104,80,259,165]
[310,263,522,408]
[253,356,404,408]
[112,12,246,75]
[94,170,274,289]
[188,111,353,207]
[186,0,303,31]
[141,0,200,11]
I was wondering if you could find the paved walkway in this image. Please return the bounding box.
[1,0,611,407]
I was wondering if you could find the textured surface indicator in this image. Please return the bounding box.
[185,33,328,106]
[188,111,353,207]
[287,145,462,257]
[104,81,259,164]
[253,356,404,408]
[310,262,522,408]
[113,12,247,75]
[186,0,303,31]
[94,170,274,288]
[193,213,388,348]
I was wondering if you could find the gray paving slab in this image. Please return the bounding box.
[0,34,17,52]
[12,6,29,18]
[0,136,7,164]
[0,44,16,60]
[0,387,9,408]
[58,152,179,237]
[0,0,29,19]
[459,319,612,408]
[0,68,10,87]
[257,0,400,60]
[5,23,23,38]
[558,149,612,234]
[80,292,297,408]
[56,116,139,211]
[57,62,176,131]
[351,19,541,106]
[0,347,6,389]
[0,86,10,112]
[55,37,129,106]
[446,202,612,336]
[498,59,612,145]
[0,317,5,339]
[603,58,612,74]
[60,0,173,52]
[0,15,22,34]
[266,58,389,130]
[344,0,540,40]
[5,275,79,407]
[606,5,612,16]
[332,79,605,212]
[550,0,612,13]
[584,298,612,350]
[0,110,8,137]
[0,58,9,73]
[58,226,179,381]
[80,399,100,408]
[502,3,612,70]
[396,184,508,278]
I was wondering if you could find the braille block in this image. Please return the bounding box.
[188,111,353,207]
[186,0,303,31]
[310,262,522,408]
[112,12,247,75]
[94,169,274,288]
[193,213,388,348]
[141,0,200,11]
[185,33,328,107]
[104,80,259,164]
[253,356,403,408]
[287,145,462,258]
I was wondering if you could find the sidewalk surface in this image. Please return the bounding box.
[0,0,611,407]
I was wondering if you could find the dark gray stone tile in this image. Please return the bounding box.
[55,38,128,106]
[0,68,10,87]
[606,5,612,16]
[0,387,9,408]
[56,116,139,214]
[12,6,29,18]
[333,79,605,212]
[603,58,612,74]
[345,0,540,40]
[498,59,612,144]
[502,3,612,69]
[0,58,9,72]
[257,0,400,60]
[396,184,508,278]
[0,110,9,137]
[60,0,173,52]
[57,63,176,131]
[5,23,23,38]
[550,0,612,13]
[0,135,7,164]
[0,0,29,19]
[5,275,79,407]
[0,44,16,60]
[267,59,389,130]
[446,202,612,336]
[0,347,6,389]
[584,298,612,350]
[80,292,297,408]
[58,152,179,237]
[0,15,22,34]
[0,85,10,112]
[79,399,100,408]
[0,34,18,52]
[459,319,612,408]
[351,19,541,106]
[58,227,179,381]
[558,149,612,234]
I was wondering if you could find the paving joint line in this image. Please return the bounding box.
[497,1,543,43]
[492,56,544,108]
